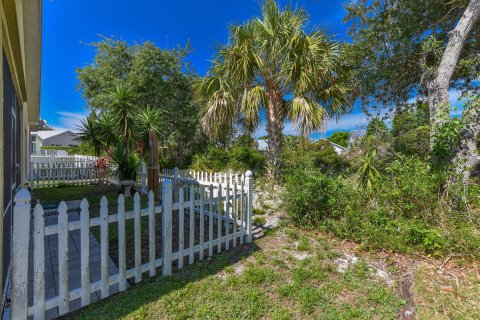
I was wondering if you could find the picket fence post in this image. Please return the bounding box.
[141,163,147,193]
[162,179,173,276]
[12,189,31,320]
[245,170,253,243]
[173,167,179,201]
[33,203,45,320]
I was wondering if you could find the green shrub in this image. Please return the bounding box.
[190,145,265,172]
[283,156,480,258]
[393,126,430,158]
[253,216,267,225]
[281,137,349,175]
[253,208,266,215]
[284,168,343,225]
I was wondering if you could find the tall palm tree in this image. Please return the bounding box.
[194,0,349,178]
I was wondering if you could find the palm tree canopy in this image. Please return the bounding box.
[194,0,350,139]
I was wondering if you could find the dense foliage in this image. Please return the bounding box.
[77,37,205,167]
[281,136,349,175]
[190,135,265,173]
[281,106,480,257]
[284,157,480,257]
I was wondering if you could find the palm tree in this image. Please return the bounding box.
[194,0,349,178]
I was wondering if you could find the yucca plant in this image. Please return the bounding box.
[357,148,381,194]
[194,0,349,179]
[110,82,138,154]
[109,144,140,182]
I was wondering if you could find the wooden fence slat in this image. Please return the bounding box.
[118,195,127,291]
[58,201,69,315]
[178,187,184,269]
[134,192,142,283]
[240,180,244,245]
[189,184,195,265]
[162,180,173,276]
[100,196,109,299]
[245,171,253,243]
[199,186,205,261]
[80,199,91,307]
[217,183,222,253]
[33,203,45,320]
[225,182,230,251]
[208,184,214,257]
[148,191,156,277]
[233,181,238,247]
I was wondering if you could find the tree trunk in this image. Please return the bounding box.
[453,99,480,183]
[266,90,284,180]
[428,0,480,148]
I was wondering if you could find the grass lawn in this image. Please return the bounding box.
[67,228,401,319]
[414,261,480,319]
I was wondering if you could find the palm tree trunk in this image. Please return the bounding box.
[266,90,284,180]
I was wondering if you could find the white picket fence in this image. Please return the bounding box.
[161,168,246,186]
[11,171,253,319]
[29,155,102,188]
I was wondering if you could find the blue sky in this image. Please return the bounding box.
[41,0,383,137]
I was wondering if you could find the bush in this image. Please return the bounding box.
[281,137,349,175]
[393,126,430,158]
[283,168,344,225]
[283,156,480,258]
[190,145,265,173]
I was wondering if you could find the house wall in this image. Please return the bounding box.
[43,131,80,147]
[0,0,41,313]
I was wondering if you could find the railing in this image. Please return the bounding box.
[11,171,253,319]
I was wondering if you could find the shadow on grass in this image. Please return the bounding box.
[63,242,260,320]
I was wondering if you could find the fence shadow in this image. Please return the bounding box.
[63,242,260,319]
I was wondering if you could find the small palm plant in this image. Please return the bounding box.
[194,0,349,179]
[357,148,381,194]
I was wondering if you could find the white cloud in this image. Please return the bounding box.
[52,111,88,132]
[325,113,369,132]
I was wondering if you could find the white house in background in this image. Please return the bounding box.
[30,130,80,155]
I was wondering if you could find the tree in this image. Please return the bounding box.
[327,131,349,147]
[366,118,388,137]
[344,0,480,150]
[194,0,349,179]
[77,36,204,166]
